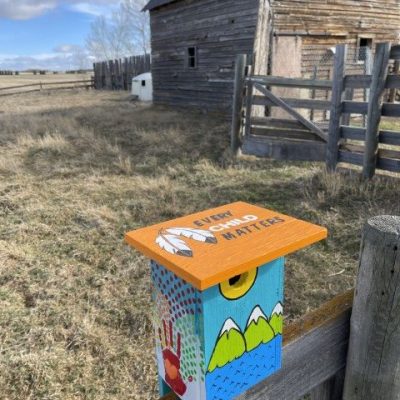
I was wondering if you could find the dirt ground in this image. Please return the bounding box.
[0,89,399,399]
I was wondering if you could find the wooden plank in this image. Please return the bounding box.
[380,130,400,146]
[126,202,327,291]
[381,103,400,118]
[326,44,347,171]
[342,101,368,115]
[236,291,353,400]
[253,96,331,110]
[310,370,345,400]
[342,88,354,126]
[231,54,247,153]
[340,126,365,141]
[390,45,400,60]
[250,126,324,141]
[253,83,328,141]
[385,73,400,90]
[343,216,400,399]
[244,64,254,138]
[242,135,327,162]
[344,75,372,89]
[377,157,400,173]
[363,43,391,179]
[248,76,332,90]
[251,117,306,130]
[338,150,363,166]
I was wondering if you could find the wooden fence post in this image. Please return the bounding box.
[326,44,347,171]
[343,215,400,400]
[231,54,247,154]
[362,43,391,180]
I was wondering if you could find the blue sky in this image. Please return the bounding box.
[0,1,119,70]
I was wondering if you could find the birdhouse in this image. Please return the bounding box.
[125,202,327,400]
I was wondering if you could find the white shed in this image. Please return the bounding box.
[131,72,153,102]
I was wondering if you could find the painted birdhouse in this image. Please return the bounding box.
[125,202,327,400]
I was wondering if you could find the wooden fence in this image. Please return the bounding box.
[232,43,400,178]
[0,79,94,97]
[93,54,151,91]
[327,43,400,178]
[160,215,400,400]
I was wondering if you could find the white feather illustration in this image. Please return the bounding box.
[156,232,193,257]
[165,227,217,244]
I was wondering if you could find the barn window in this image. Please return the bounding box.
[357,37,373,63]
[187,47,197,68]
[141,80,146,87]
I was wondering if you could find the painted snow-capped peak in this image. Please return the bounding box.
[220,318,241,336]
[247,306,268,326]
[272,302,283,316]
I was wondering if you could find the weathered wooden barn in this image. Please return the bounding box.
[144,0,400,112]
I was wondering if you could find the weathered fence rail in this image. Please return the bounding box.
[0,79,94,97]
[93,54,151,91]
[233,43,400,178]
[159,215,400,400]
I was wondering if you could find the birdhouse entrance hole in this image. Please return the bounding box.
[220,269,258,300]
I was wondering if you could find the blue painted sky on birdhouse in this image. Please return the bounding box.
[202,258,284,366]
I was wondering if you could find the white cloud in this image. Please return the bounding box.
[0,0,56,19]
[0,45,93,70]
[0,0,117,20]
[69,2,116,17]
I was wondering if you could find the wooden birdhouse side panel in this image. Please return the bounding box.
[201,258,285,400]
[150,261,206,400]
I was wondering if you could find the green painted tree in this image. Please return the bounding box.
[208,318,246,373]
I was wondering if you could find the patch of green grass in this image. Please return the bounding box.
[0,90,399,399]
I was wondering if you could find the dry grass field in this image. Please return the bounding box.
[0,88,399,399]
[0,72,92,89]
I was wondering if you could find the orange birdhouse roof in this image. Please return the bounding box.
[125,202,327,290]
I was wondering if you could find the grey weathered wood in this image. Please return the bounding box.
[363,43,391,179]
[250,126,324,141]
[343,216,400,400]
[342,88,354,126]
[344,75,372,89]
[247,76,332,90]
[326,44,347,171]
[253,83,328,141]
[242,134,327,161]
[380,129,400,146]
[390,45,400,60]
[342,101,368,115]
[340,126,365,141]
[382,103,400,118]
[244,61,254,138]
[231,54,247,153]
[253,95,331,110]
[377,157,400,173]
[236,292,352,400]
[310,369,345,400]
[251,117,306,130]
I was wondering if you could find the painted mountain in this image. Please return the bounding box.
[244,306,275,351]
[207,318,246,373]
[269,302,283,335]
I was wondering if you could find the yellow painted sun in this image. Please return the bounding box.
[220,268,258,300]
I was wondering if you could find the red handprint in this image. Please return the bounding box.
[159,320,187,396]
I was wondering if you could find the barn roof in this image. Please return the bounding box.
[143,0,179,11]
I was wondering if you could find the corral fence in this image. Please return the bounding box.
[232,42,400,178]
[93,54,151,91]
[160,215,400,399]
[0,79,94,97]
